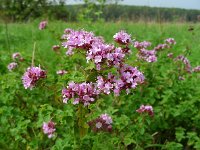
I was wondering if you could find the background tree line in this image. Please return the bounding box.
[0,0,200,22]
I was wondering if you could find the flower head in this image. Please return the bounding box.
[137,49,157,63]
[154,44,169,51]
[22,66,46,90]
[119,65,145,92]
[62,82,99,106]
[88,114,113,132]
[62,29,99,54]
[12,52,23,60]
[7,62,18,71]
[100,114,113,124]
[56,70,68,75]
[39,21,48,30]
[42,120,56,138]
[174,55,192,73]
[113,30,131,45]
[134,41,151,49]
[136,105,154,117]
[165,38,176,45]
[167,53,173,58]
[193,66,200,73]
[52,45,60,51]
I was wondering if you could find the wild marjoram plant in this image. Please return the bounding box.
[4,22,200,149]
[23,24,168,131]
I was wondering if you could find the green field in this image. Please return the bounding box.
[1,21,200,149]
[1,21,200,66]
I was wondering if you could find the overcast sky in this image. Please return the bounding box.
[68,0,200,10]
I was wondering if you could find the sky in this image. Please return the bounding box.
[67,0,200,10]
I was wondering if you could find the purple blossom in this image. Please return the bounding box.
[113,30,131,45]
[100,114,113,124]
[193,66,200,73]
[134,41,157,62]
[62,82,99,106]
[62,29,131,70]
[136,105,154,117]
[12,52,24,61]
[65,47,74,56]
[167,53,174,58]
[96,66,144,96]
[42,120,56,138]
[134,41,151,50]
[7,62,18,71]
[137,49,157,62]
[52,45,60,51]
[56,70,67,75]
[86,40,126,70]
[62,29,99,54]
[174,55,192,73]
[96,122,102,128]
[88,114,112,132]
[64,28,73,34]
[165,38,176,45]
[119,65,145,93]
[22,66,46,90]
[154,43,169,51]
[96,75,115,95]
[39,21,48,30]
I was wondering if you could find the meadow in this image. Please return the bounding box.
[0,21,200,149]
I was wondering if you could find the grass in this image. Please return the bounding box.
[0,21,200,70]
[1,21,200,149]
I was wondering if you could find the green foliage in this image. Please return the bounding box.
[0,21,200,149]
[1,0,200,23]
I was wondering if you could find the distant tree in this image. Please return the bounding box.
[197,15,200,22]
[76,0,122,22]
[0,0,50,21]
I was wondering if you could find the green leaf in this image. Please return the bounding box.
[175,127,185,142]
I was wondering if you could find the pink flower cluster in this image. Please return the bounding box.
[56,70,67,75]
[136,105,154,117]
[154,43,169,51]
[62,82,99,106]
[167,53,174,58]
[62,29,131,70]
[134,38,176,63]
[62,65,144,105]
[134,41,151,49]
[7,62,18,71]
[22,66,46,90]
[42,120,56,138]
[96,73,116,95]
[39,21,48,30]
[193,66,200,73]
[165,38,176,45]
[174,55,192,73]
[113,30,131,45]
[7,52,24,71]
[137,49,157,62]
[61,29,145,105]
[62,29,97,52]
[119,65,145,93]
[88,114,112,132]
[12,52,24,61]
[97,65,144,94]
[52,45,60,51]
[134,41,157,62]
[86,44,126,70]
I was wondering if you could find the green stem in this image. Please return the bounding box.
[74,104,89,149]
